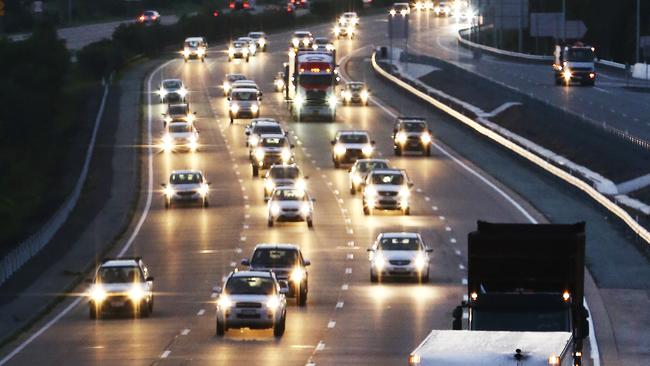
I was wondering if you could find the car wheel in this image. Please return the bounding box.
[184,58,188,63]
[228,57,232,62]
[89,305,98,319]
[363,204,370,216]
[404,207,411,216]
[420,270,430,283]
[273,312,286,337]
[246,56,249,62]
[425,146,431,156]
[334,160,340,169]
[140,302,151,318]
[268,218,274,227]
[203,198,209,208]
[164,199,169,209]
[307,218,313,228]
[201,57,205,63]
[252,165,259,177]
[216,319,226,336]
[297,284,307,306]
[370,272,378,283]
[395,146,402,156]
[350,185,356,195]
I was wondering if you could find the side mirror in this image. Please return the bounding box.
[425,248,433,253]
[371,140,376,145]
[212,286,222,294]
[452,306,463,330]
[304,176,309,179]
[145,276,154,282]
[240,259,250,266]
[304,259,311,266]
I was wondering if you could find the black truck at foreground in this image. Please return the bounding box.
[450,221,589,365]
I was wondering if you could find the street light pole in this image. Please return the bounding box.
[636,0,640,64]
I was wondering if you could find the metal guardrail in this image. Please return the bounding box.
[371,52,650,245]
[0,79,111,287]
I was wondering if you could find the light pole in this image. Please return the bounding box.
[636,0,640,64]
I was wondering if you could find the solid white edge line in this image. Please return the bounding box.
[0,59,175,366]
[369,52,602,366]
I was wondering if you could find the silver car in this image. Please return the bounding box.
[367,232,432,282]
[229,88,260,124]
[267,186,314,227]
[215,271,288,337]
[161,122,199,152]
[161,170,210,208]
[228,41,250,62]
[263,164,307,201]
[157,79,187,103]
[331,130,375,168]
[251,134,295,177]
[248,31,268,52]
[349,158,390,194]
[362,168,413,215]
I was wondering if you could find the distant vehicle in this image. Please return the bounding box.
[263,164,307,201]
[87,257,154,319]
[230,79,263,99]
[162,103,195,126]
[331,130,375,168]
[157,79,187,103]
[414,0,433,11]
[229,0,256,11]
[362,168,413,215]
[245,118,284,150]
[161,122,199,152]
[391,2,411,16]
[251,134,295,177]
[290,30,313,50]
[312,37,335,52]
[338,12,359,26]
[248,31,268,52]
[334,22,355,39]
[182,37,207,62]
[553,43,596,86]
[240,244,311,306]
[434,1,449,16]
[138,10,160,25]
[274,72,285,92]
[289,0,308,9]
[349,158,390,194]
[367,232,432,282]
[341,81,370,106]
[222,73,247,96]
[229,88,261,124]
[267,186,314,227]
[161,170,210,208]
[238,36,258,56]
[228,40,250,62]
[391,117,433,156]
[215,270,288,337]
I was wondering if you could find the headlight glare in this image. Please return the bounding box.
[362,144,373,156]
[290,267,304,282]
[266,296,280,310]
[255,148,265,161]
[90,286,107,302]
[128,286,145,302]
[334,144,346,156]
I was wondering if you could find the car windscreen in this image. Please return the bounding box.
[402,121,427,132]
[185,41,200,48]
[261,137,287,147]
[169,124,192,133]
[227,74,246,82]
[225,276,276,295]
[315,38,329,44]
[98,266,142,283]
[144,11,156,16]
[274,189,304,200]
[233,42,246,48]
[254,125,282,135]
[270,167,300,179]
[163,80,181,89]
[168,105,188,115]
[566,49,594,62]
[371,173,404,185]
[299,74,333,85]
[251,249,299,267]
[232,91,257,101]
[295,32,310,38]
[339,134,368,143]
[357,161,389,172]
[249,33,263,39]
[171,172,202,184]
[379,237,420,250]
[348,83,364,91]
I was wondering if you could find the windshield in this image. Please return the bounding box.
[163,80,181,89]
[249,33,263,39]
[371,173,404,185]
[168,105,188,115]
[295,32,310,38]
[273,189,305,200]
[348,83,364,91]
[144,11,156,16]
[227,74,246,82]
[251,249,299,267]
[402,122,427,132]
[170,172,203,184]
[299,74,333,85]
[379,237,420,250]
[254,125,282,135]
[232,91,257,101]
[233,42,246,48]
[98,266,142,284]
[315,38,330,44]
[169,124,192,133]
[339,134,369,143]
[357,161,389,173]
[261,137,287,147]
[472,309,570,332]
[225,276,276,295]
[185,41,200,48]
[270,167,300,179]
[566,49,594,62]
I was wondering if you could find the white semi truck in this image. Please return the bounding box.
[285,50,338,122]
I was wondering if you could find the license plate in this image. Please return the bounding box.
[110,301,125,307]
[241,309,257,315]
[392,267,407,272]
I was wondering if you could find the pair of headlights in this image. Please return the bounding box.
[90,286,146,303]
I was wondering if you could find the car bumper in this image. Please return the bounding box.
[366,196,408,210]
[372,264,421,277]
[397,138,429,151]
[90,296,150,312]
[169,192,203,202]
[219,309,278,329]
[335,149,366,163]
[272,210,310,221]
[231,110,259,118]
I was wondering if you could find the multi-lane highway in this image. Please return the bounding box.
[1,13,603,366]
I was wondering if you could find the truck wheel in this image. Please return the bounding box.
[216,319,226,336]
[252,165,259,177]
[273,313,286,337]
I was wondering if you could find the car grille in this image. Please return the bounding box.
[177,191,196,196]
[237,313,261,319]
[407,136,421,142]
[236,302,262,308]
[283,208,299,212]
[389,259,411,266]
[306,90,326,100]
[379,191,398,197]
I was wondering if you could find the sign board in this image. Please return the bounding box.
[388,13,408,39]
[32,1,44,13]
[530,13,587,39]
[483,0,529,30]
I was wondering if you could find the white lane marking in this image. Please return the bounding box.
[0,59,176,366]
[211,292,218,298]
[347,241,354,247]
[235,248,242,253]
[459,264,466,270]
[424,196,431,201]
[243,195,248,200]
[461,278,468,285]
[181,329,191,336]
[240,236,247,241]
[439,216,446,220]
[341,284,349,291]
[197,309,205,316]
[345,268,352,274]
[347,228,354,235]
[432,206,438,211]
[316,341,325,351]
[333,189,339,195]
[244,214,250,219]
[416,188,423,193]
[243,224,249,229]
[336,301,344,309]
[230,262,237,267]
[347,253,354,260]
[593,87,610,94]
[161,350,171,358]
[454,249,462,256]
[445,226,452,231]
[328,321,336,329]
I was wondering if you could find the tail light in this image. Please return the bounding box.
[243,2,250,8]
[229,2,235,8]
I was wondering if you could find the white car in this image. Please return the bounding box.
[222,73,247,96]
[312,37,335,52]
[291,30,313,50]
[161,122,199,152]
[248,31,268,52]
[229,79,262,99]
[162,103,195,126]
[390,2,411,16]
[215,271,288,337]
[157,79,188,103]
[238,36,258,56]
[245,118,284,150]
[349,158,390,194]
[161,170,210,208]
[228,40,250,62]
[251,134,295,177]
[87,257,154,319]
[229,88,261,124]
[338,12,359,26]
[362,168,413,215]
[267,186,314,227]
[264,164,307,201]
[182,37,207,62]
[435,1,450,16]
[331,130,375,168]
[367,232,432,282]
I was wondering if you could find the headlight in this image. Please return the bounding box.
[228,47,235,56]
[333,144,346,156]
[183,48,190,57]
[255,148,265,161]
[347,26,354,35]
[128,286,145,302]
[157,88,168,98]
[563,69,572,81]
[164,116,172,124]
[251,104,259,113]
[230,104,239,114]
[300,202,311,216]
[414,254,426,271]
[365,185,377,199]
[326,44,335,51]
[186,113,195,123]
[178,87,188,98]
[266,296,280,310]
[400,9,407,16]
[249,135,260,146]
[265,179,275,192]
[312,44,318,51]
[217,295,232,308]
[374,253,385,269]
[290,267,304,282]
[342,91,351,100]
[249,44,256,53]
[302,38,309,45]
[421,133,432,144]
[292,38,299,47]
[197,48,205,56]
[162,134,173,144]
[223,82,231,92]
[198,184,209,196]
[328,94,338,108]
[295,178,306,191]
[258,39,266,47]
[90,286,107,302]
[352,174,363,185]
[361,90,369,100]
[295,95,304,109]
[281,148,292,162]
[362,144,373,156]
[396,132,407,144]
[399,186,410,198]
[334,26,341,34]
[270,203,280,216]
[163,186,175,197]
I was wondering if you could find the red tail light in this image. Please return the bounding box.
[139,15,145,21]
[229,3,235,8]
[243,2,250,8]
[152,15,157,20]
[213,11,219,16]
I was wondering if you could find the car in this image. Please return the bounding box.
[87,257,154,319]
[237,36,258,56]
[349,158,390,194]
[251,134,295,177]
[434,1,450,16]
[341,81,370,106]
[229,88,261,124]
[240,244,311,306]
[362,168,413,215]
[182,37,207,62]
[274,72,285,92]
[334,23,355,40]
[267,186,314,227]
[230,80,263,99]
[331,130,375,168]
[367,232,433,282]
[222,73,247,96]
[157,79,187,103]
[390,2,411,16]
[228,40,250,62]
[392,117,433,156]
[138,10,160,25]
[338,12,359,27]
[289,0,308,9]
[414,0,434,11]
[161,122,199,152]
[312,37,335,52]
[245,118,284,152]
[161,170,210,208]
[162,103,195,127]
[215,270,288,337]
[248,31,268,52]
[290,30,313,50]
[263,164,307,201]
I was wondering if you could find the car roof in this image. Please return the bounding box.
[185,37,204,42]
[162,78,182,83]
[254,243,300,251]
[347,81,365,85]
[355,158,389,164]
[337,130,369,135]
[378,232,420,239]
[171,169,203,175]
[259,133,287,139]
[294,30,311,35]
[231,88,259,94]
[252,120,281,126]
[102,259,139,267]
[238,37,253,41]
[231,270,274,278]
[249,31,265,35]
